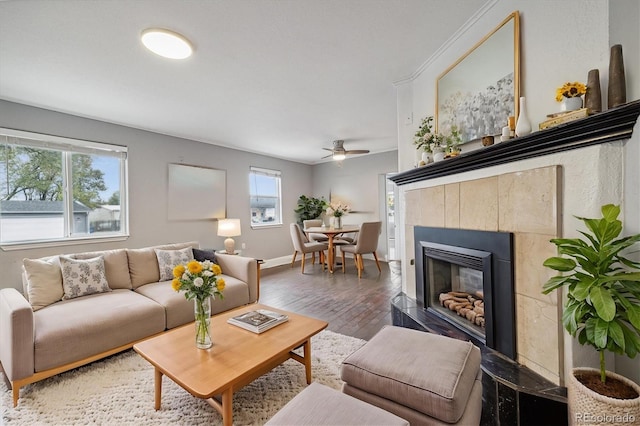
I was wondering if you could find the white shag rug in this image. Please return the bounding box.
[1,330,366,425]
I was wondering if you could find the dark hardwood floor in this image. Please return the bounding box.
[258,257,401,341]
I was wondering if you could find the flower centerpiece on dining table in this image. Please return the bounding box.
[172,259,225,349]
[326,202,350,229]
[556,81,587,112]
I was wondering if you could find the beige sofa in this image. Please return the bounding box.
[0,241,260,407]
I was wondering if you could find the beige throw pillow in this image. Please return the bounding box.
[59,255,111,300]
[155,247,194,281]
[23,257,64,311]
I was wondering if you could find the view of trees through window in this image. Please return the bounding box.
[0,131,127,244]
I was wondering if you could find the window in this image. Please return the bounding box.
[249,166,282,227]
[0,128,128,247]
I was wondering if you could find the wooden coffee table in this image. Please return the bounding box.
[133,304,328,426]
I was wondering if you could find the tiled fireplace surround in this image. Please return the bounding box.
[390,101,640,425]
[404,165,563,384]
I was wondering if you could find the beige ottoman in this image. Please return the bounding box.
[340,325,482,425]
[266,382,409,425]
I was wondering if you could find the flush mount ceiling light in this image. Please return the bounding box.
[141,28,193,59]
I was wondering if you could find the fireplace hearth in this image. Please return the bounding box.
[415,226,515,360]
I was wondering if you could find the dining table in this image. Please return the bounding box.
[304,225,360,273]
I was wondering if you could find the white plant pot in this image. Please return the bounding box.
[568,368,640,425]
[433,148,445,162]
[561,96,584,112]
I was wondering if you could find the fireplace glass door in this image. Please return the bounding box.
[423,242,491,343]
[428,258,486,340]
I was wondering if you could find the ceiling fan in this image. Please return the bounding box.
[322,140,370,161]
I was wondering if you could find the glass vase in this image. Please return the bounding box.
[194,297,212,349]
[334,216,342,229]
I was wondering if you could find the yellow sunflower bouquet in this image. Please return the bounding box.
[172,259,225,301]
[173,259,225,348]
[555,81,586,102]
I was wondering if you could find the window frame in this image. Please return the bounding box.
[249,166,282,229]
[0,128,129,250]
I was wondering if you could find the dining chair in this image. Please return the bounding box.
[340,221,382,278]
[302,219,329,242]
[290,223,328,273]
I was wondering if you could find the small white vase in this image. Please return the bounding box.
[515,96,532,137]
[433,147,445,162]
[421,151,431,164]
[561,96,583,112]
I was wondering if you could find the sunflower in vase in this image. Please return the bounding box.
[556,81,587,112]
[172,259,225,348]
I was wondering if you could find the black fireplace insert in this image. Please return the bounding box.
[415,227,515,360]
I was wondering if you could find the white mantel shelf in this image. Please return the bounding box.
[391,99,640,186]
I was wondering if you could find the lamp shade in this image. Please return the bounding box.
[217,219,241,237]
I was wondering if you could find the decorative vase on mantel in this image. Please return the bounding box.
[608,44,626,109]
[585,69,602,113]
[515,96,532,137]
[432,146,446,162]
[194,297,212,349]
[561,96,583,112]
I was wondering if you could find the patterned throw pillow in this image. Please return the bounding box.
[155,246,194,281]
[59,255,111,300]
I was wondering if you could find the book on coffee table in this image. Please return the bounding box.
[227,309,289,333]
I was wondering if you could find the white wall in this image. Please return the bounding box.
[611,0,640,386]
[0,100,314,290]
[395,0,640,383]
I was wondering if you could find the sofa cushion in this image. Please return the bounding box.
[59,255,111,300]
[340,326,481,424]
[33,289,166,372]
[135,274,250,329]
[155,246,194,281]
[127,241,198,289]
[72,249,131,290]
[22,257,63,311]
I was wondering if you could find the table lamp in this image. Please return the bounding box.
[217,219,241,254]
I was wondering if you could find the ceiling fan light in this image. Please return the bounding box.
[141,28,193,59]
[332,152,346,161]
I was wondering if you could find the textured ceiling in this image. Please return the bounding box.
[0,0,487,164]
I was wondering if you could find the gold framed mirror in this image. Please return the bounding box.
[436,11,520,144]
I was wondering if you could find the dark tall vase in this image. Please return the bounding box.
[608,44,626,108]
[585,69,601,113]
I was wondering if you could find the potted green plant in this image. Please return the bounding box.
[413,116,439,165]
[413,115,436,154]
[294,195,328,225]
[444,125,462,157]
[542,204,640,421]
